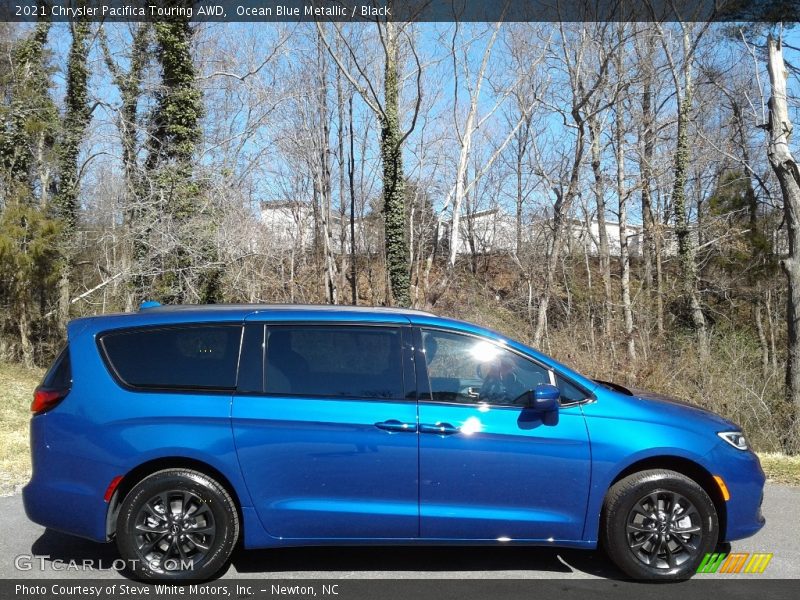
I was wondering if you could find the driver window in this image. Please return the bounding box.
[420,329,550,406]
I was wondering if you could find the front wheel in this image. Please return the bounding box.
[116,469,239,581]
[602,469,718,580]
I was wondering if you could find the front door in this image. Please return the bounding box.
[415,328,591,541]
[232,323,419,539]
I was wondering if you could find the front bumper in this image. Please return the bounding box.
[706,442,766,542]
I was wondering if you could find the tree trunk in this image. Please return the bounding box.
[149,6,209,303]
[671,31,707,354]
[447,23,502,269]
[348,95,358,305]
[755,296,770,378]
[316,28,338,304]
[516,139,524,254]
[54,10,91,330]
[615,37,636,363]
[101,23,150,307]
[640,33,656,292]
[18,300,34,369]
[766,35,800,451]
[639,31,663,335]
[533,119,585,347]
[767,288,778,374]
[382,21,410,306]
[587,112,613,338]
[336,57,348,298]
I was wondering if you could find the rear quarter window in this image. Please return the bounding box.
[99,324,242,391]
[42,347,71,389]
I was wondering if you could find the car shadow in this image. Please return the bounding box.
[230,545,627,579]
[30,528,122,574]
[30,529,626,580]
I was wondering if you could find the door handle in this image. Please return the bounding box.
[374,419,417,433]
[419,422,460,435]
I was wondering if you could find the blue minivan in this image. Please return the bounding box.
[24,304,765,581]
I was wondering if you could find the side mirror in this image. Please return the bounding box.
[527,383,560,412]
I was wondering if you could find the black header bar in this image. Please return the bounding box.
[0,0,797,23]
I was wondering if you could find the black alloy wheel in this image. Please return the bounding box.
[602,469,718,580]
[625,489,703,570]
[116,469,239,581]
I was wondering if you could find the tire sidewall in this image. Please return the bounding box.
[116,470,238,581]
[605,471,719,580]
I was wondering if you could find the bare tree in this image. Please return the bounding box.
[659,22,710,354]
[316,17,423,306]
[614,23,636,363]
[532,22,617,347]
[766,34,800,449]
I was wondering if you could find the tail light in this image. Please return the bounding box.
[33,346,72,414]
[31,386,69,414]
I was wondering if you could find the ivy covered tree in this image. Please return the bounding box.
[0,17,63,366]
[381,21,411,307]
[99,22,151,311]
[0,18,59,203]
[53,8,92,330]
[143,0,219,304]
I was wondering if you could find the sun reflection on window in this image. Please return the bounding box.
[469,340,501,362]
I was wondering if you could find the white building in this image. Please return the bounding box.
[260,201,315,252]
[438,208,645,257]
[259,201,379,254]
[260,201,655,258]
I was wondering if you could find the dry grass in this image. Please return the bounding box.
[758,453,800,485]
[0,362,42,495]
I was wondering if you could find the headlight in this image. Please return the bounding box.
[718,431,748,450]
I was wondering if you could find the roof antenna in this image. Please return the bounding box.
[139,300,162,311]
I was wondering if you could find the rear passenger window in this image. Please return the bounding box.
[265,326,403,399]
[100,325,242,391]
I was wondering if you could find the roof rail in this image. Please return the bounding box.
[139,300,162,311]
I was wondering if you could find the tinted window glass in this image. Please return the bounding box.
[237,324,265,393]
[101,325,242,390]
[43,347,71,389]
[421,329,549,406]
[556,374,588,404]
[265,326,403,399]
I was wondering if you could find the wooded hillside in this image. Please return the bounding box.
[1,16,798,451]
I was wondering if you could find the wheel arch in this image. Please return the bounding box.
[602,455,727,543]
[105,456,245,541]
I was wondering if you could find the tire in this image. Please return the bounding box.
[116,469,239,581]
[602,469,718,580]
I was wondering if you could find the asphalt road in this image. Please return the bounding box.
[0,483,797,580]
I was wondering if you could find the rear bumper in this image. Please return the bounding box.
[22,479,109,543]
[22,415,111,543]
[705,443,766,542]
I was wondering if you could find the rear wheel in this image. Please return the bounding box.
[116,469,239,581]
[602,469,718,580]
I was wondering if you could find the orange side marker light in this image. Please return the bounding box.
[713,475,731,501]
